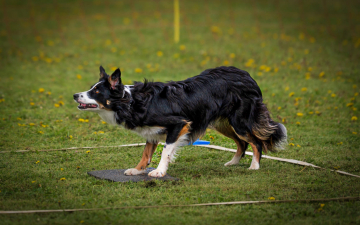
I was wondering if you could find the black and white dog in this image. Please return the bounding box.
[73,66,287,177]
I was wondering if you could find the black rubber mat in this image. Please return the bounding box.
[87,168,178,182]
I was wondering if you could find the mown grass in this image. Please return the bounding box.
[0,0,360,224]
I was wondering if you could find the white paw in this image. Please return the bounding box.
[148,169,166,177]
[224,160,239,167]
[248,162,260,170]
[124,168,147,176]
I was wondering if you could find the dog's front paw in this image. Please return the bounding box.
[148,169,166,177]
[124,168,147,176]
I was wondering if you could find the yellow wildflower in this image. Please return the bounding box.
[289,92,295,97]
[223,60,229,66]
[331,94,336,97]
[334,107,338,110]
[85,119,89,123]
[29,123,35,126]
[60,178,66,181]
[274,67,279,73]
[305,72,311,79]
[245,59,255,68]
[337,142,343,145]
[32,56,39,62]
[61,168,64,171]
[77,74,82,79]
[229,53,235,58]
[69,135,73,139]
[135,68,143,73]
[308,67,313,72]
[45,58,52,63]
[32,181,36,183]
[80,220,84,224]
[297,113,303,117]
[289,143,295,146]
[257,72,263,76]
[46,91,51,95]
[36,161,40,164]
[102,121,106,124]
[30,102,35,106]
[301,87,307,92]
[346,103,354,107]
[352,107,357,111]
[78,118,85,122]
[86,150,91,154]
[268,197,275,200]
[353,85,357,89]
[78,65,83,70]
[296,122,301,125]
[211,26,221,34]
[54,103,60,108]
[304,49,309,54]
[351,116,358,121]
[39,88,45,93]
[98,131,104,134]
[297,145,301,147]
[38,131,44,134]
[179,45,186,51]
[93,132,97,134]
[277,106,281,110]
[319,71,325,78]
[58,101,64,106]
[41,124,48,128]
[355,93,358,96]
[315,111,321,115]
[157,51,163,57]
[352,132,357,135]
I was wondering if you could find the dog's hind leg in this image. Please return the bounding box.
[224,139,248,166]
[248,142,262,170]
[124,142,158,176]
[226,120,263,170]
[212,120,248,166]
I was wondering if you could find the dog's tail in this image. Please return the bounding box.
[251,102,287,152]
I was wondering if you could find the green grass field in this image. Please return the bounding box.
[1,0,360,224]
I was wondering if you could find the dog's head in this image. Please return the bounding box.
[73,66,123,111]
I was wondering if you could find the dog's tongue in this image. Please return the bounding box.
[81,103,87,107]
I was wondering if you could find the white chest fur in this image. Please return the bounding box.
[133,126,167,143]
[97,110,117,126]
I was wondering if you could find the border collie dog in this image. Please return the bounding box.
[73,66,287,177]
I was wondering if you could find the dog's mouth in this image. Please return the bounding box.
[78,103,98,110]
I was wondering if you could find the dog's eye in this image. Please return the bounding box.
[95,90,99,94]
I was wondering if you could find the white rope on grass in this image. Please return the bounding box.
[0,143,147,153]
[196,145,360,179]
[0,196,358,214]
[1,143,359,178]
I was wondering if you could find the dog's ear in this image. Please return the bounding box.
[108,68,121,90]
[99,66,107,79]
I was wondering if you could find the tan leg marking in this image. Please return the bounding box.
[177,121,191,140]
[124,142,158,176]
[211,119,247,166]
[249,142,260,170]
[135,142,158,170]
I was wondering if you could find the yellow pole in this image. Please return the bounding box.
[174,0,180,43]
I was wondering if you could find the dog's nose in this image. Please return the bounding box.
[73,94,79,100]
